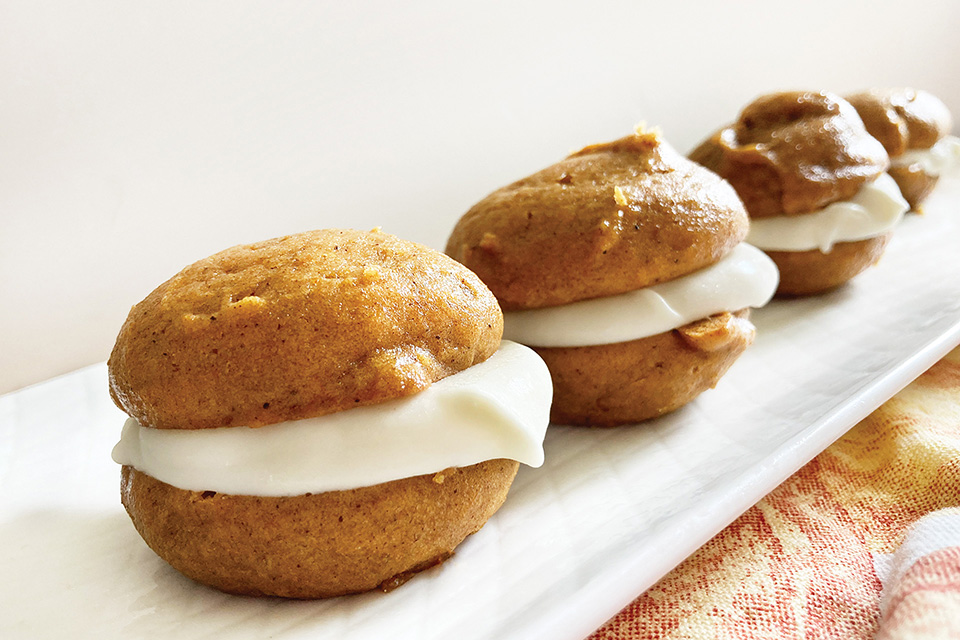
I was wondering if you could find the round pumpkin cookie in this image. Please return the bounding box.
[846,88,957,211]
[447,127,779,426]
[109,228,504,430]
[539,310,756,427]
[690,91,907,296]
[765,234,892,297]
[109,228,553,598]
[120,461,518,598]
[446,127,749,311]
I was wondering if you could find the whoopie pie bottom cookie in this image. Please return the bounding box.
[534,310,755,426]
[121,459,519,598]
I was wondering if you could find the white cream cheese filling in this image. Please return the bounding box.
[111,340,552,496]
[746,173,908,253]
[891,135,960,177]
[501,243,778,348]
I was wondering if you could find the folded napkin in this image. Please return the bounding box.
[590,346,960,639]
[874,508,960,640]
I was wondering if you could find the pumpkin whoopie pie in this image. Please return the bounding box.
[110,228,552,598]
[846,88,958,211]
[690,91,908,296]
[446,126,778,426]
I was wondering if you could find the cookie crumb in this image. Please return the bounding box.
[613,185,628,207]
[633,121,663,142]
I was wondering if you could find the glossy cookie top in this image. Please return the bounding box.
[846,88,953,156]
[690,91,889,218]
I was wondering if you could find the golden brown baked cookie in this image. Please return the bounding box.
[110,229,535,598]
[446,128,748,311]
[536,311,754,426]
[690,91,895,296]
[764,234,892,297]
[887,165,938,211]
[121,460,518,598]
[845,89,952,157]
[447,128,764,426]
[110,228,502,430]
[690,91,888,219]
[846,88,953,210]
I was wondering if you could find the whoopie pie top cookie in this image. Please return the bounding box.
[109,228,503,431]
[689,91,890,218]
[446,127,749,311]
[845,88,952,157]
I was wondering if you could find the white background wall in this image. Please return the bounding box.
[2,0,959,394]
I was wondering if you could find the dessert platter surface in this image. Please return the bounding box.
[1,179,959,640]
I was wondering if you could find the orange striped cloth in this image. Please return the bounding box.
[590,346,960,639]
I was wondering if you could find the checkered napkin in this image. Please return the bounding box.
[589,347,960,639]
